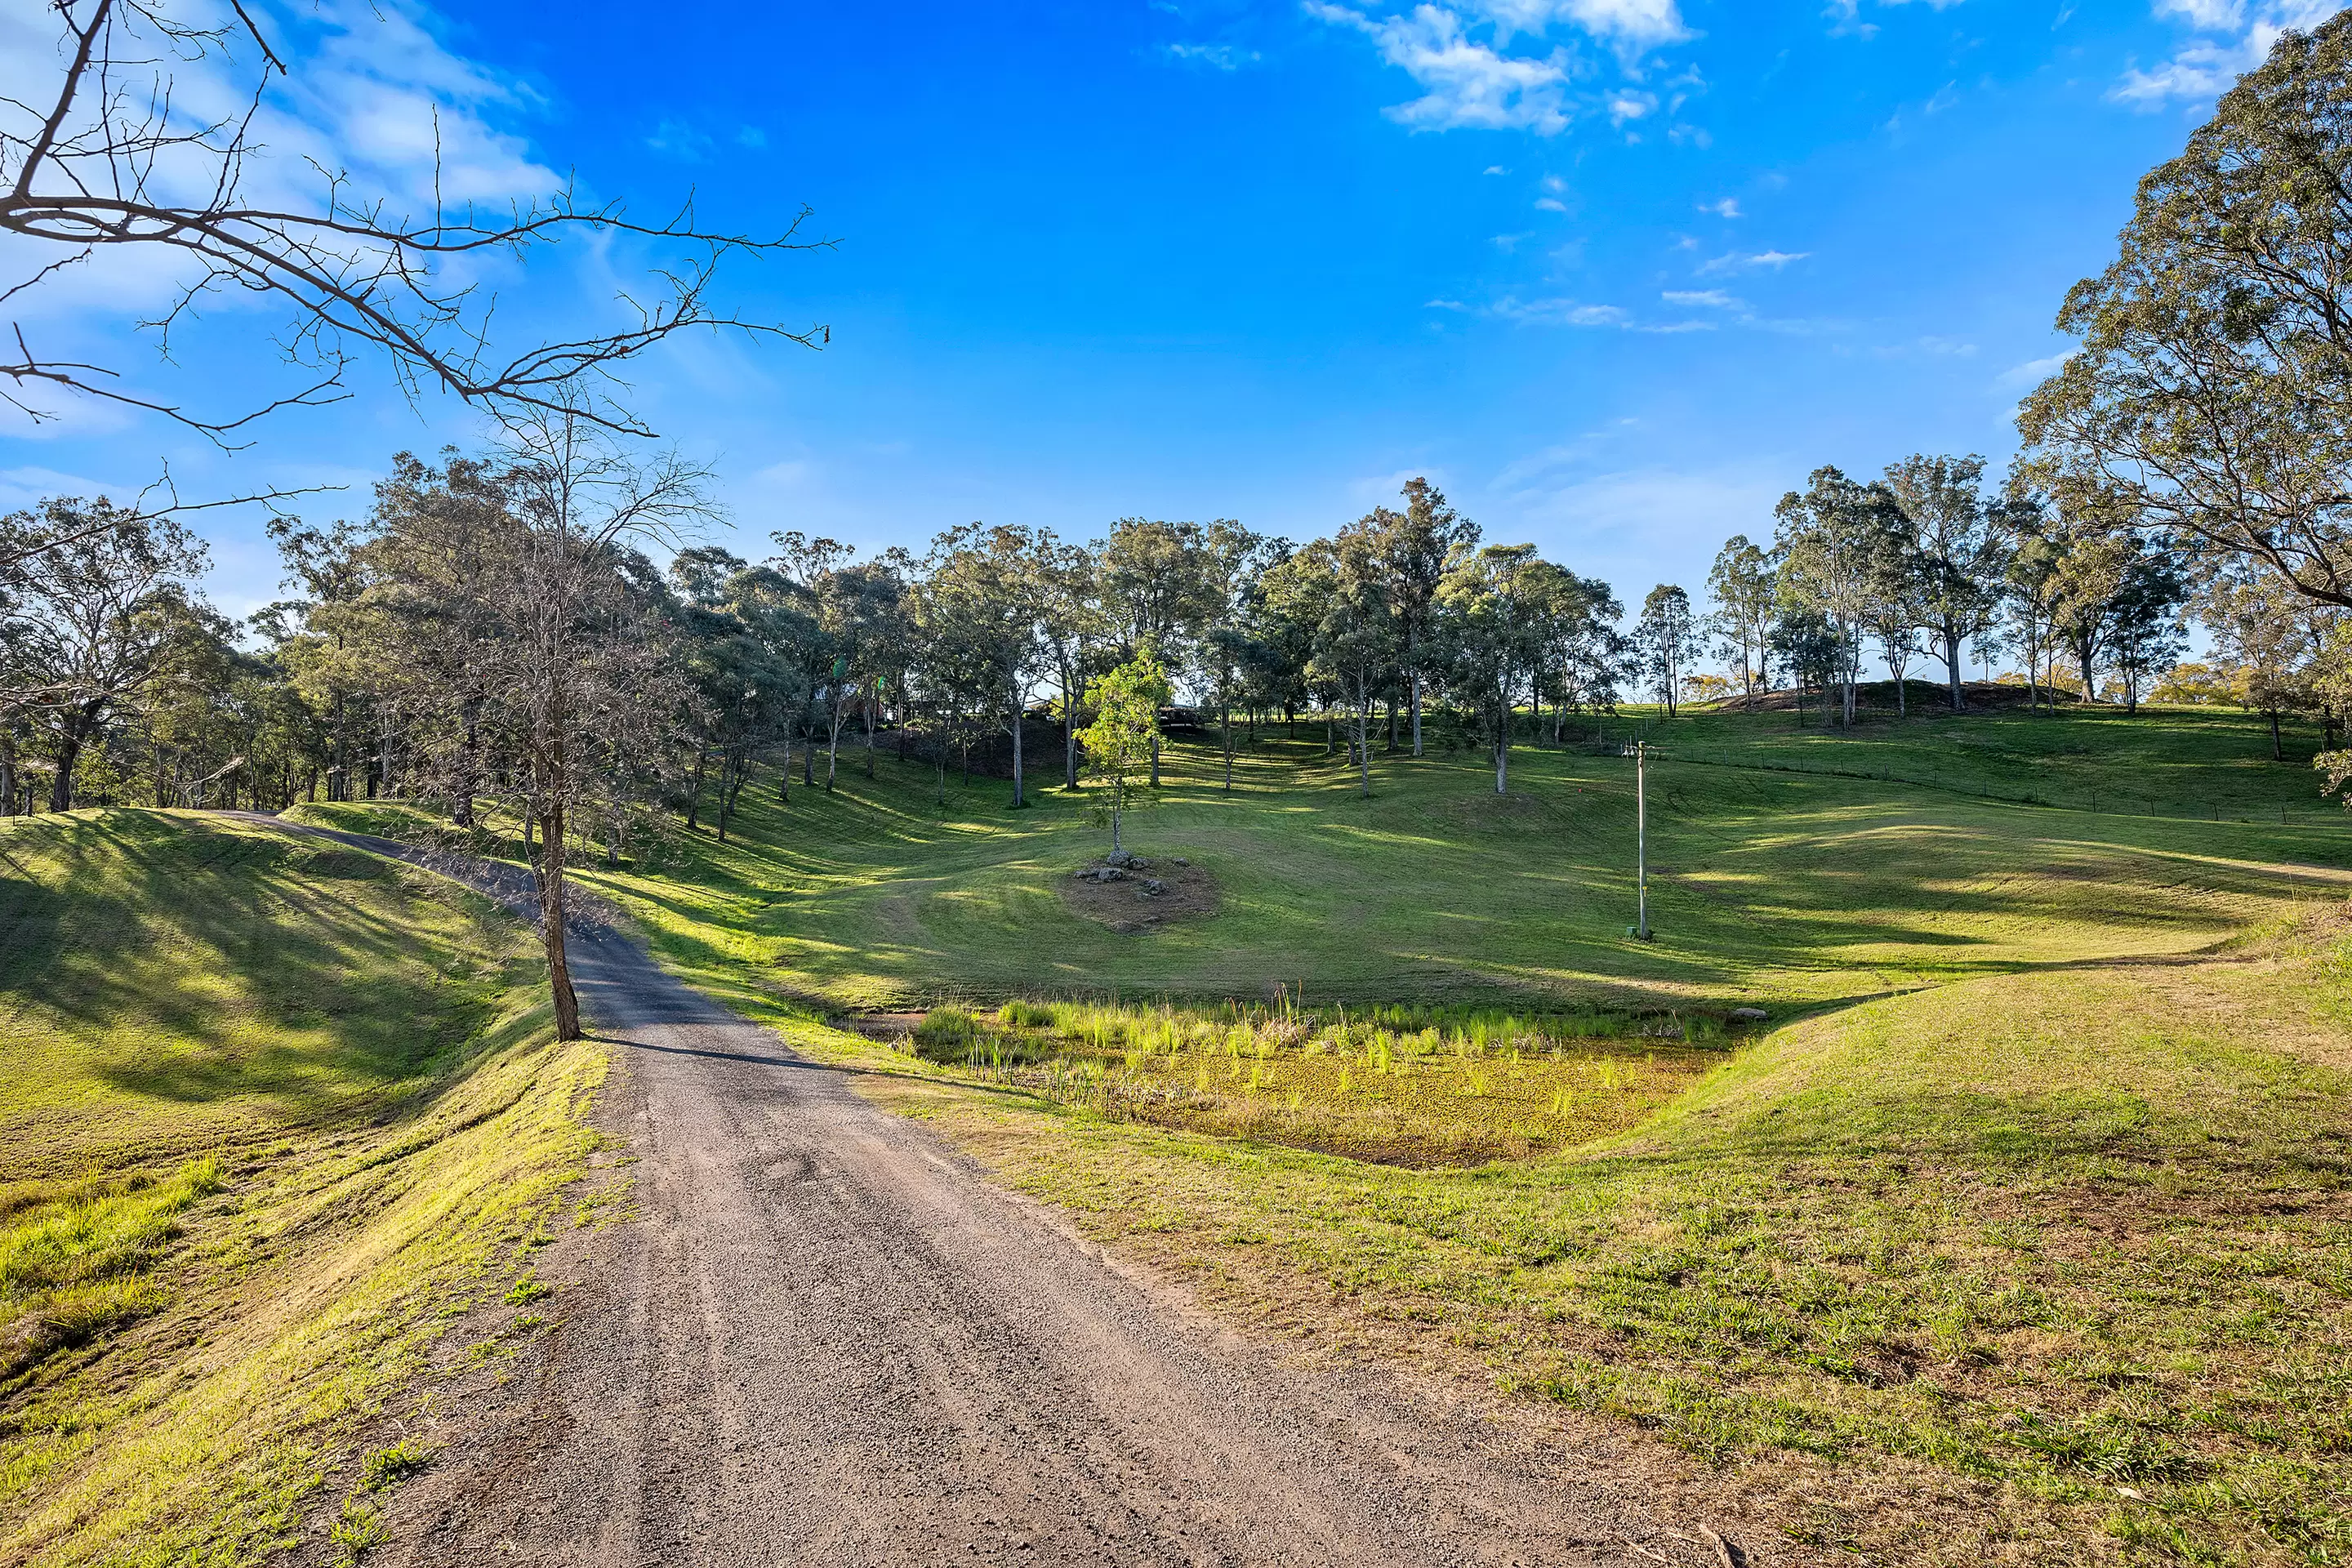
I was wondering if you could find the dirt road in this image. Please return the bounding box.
[257,818,1739,1567]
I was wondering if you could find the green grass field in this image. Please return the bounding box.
[0,812,608,1566]
[133,702,2352,1563]
[347,702,2352,1019]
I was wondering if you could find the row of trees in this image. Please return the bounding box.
[1668,452,2196,725]
[2,448,1663,1035]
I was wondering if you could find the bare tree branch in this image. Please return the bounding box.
[2,0,831,442]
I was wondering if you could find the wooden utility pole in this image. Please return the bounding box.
[1636,740,1650,941]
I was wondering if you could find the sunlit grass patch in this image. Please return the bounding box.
[891,997,1730,1165]
[0,810,607,1568]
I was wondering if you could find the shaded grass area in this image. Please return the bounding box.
[0,811,607,1567]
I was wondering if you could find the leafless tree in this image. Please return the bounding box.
[479,403,706,1039]
[2,0,826,445]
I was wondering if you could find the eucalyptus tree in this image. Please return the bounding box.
[2106,553,2189,714]
[1769,608,1842,725]
[1882,454,2008,710]
[768,531,857,786]
[1437,544,1550,793]
[668,549,801,840]
[1301,531,1396,793]
[1774,467,1903,726]
[1,498,209,809]
[1098,518,1223,785]
[1078,654,1170,856]
[1253,546,1330,742]
[1633,584,1696,716]
[2203,575,2332,757]
[2001,510,2067,710]
[1031,537,1102,789]
[1704,535,1775,708]
[1861,530,1928,717]
[2017,15,2352,612]
[1365,479,1481,756]
[804,556,908,791]
[925,523,1054,808]
[1198,523,1285,791]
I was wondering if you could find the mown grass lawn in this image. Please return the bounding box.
[292,704,2352,1565]
[0,811,608,1568]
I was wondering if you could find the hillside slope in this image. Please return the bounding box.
[0,812,609,1568]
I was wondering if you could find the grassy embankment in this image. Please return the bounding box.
[302,703,2352,1564]
[0,811,609,1567]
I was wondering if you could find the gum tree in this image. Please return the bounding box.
[1078,653,1169,856]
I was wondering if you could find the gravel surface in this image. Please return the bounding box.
[244,817,1743,1568]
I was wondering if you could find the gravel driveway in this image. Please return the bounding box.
[243,816,1742,1568]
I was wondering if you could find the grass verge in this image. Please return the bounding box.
[0,810,608,1567]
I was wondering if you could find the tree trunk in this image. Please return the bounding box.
[1946,627,1965,711]
[1355,684,1371,798]
[1064,674,1080,788]
[1410,652,1424,758]
[2270,707,2284,761]
[778,737,791,802]
[1150,730,1160,788]
[686,745,708,831]
[50,720,84,811]
[1011,698,1026,808]
[537,795,583,1041]
[1385,696,1397,753]
[1494,702,1509,795]
[1221,702,1233,792]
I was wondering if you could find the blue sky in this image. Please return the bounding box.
[2,0,2336,623]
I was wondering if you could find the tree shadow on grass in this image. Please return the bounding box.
[4,813,518,1135]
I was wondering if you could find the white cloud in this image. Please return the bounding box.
[1164,41,1263,69]
[1535,196,1570,210]
[1424,297,1472,309]
[2113,0,2337,106]
[1307,3,1575,132]
[1475,0,1688,49]
[1993,351,2073,391]
[1699,197,1742,217]
[1662,287,1738,305]
[1697,248,1811,274]
[1494,296,1631,325]
[1307,0,1695,137]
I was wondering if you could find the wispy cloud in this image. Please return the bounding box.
[1697,248,1810,274]
[1307,3,1575,132]
[1662,287,1738,306]
[2112,0,2336,106]
[1698,196,1741,217]
[1993,351,2072,391]
[1164,41,1263,69]
[1305,0,1695,137]
[1489,296,1716,332]
[645,118,713,159]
